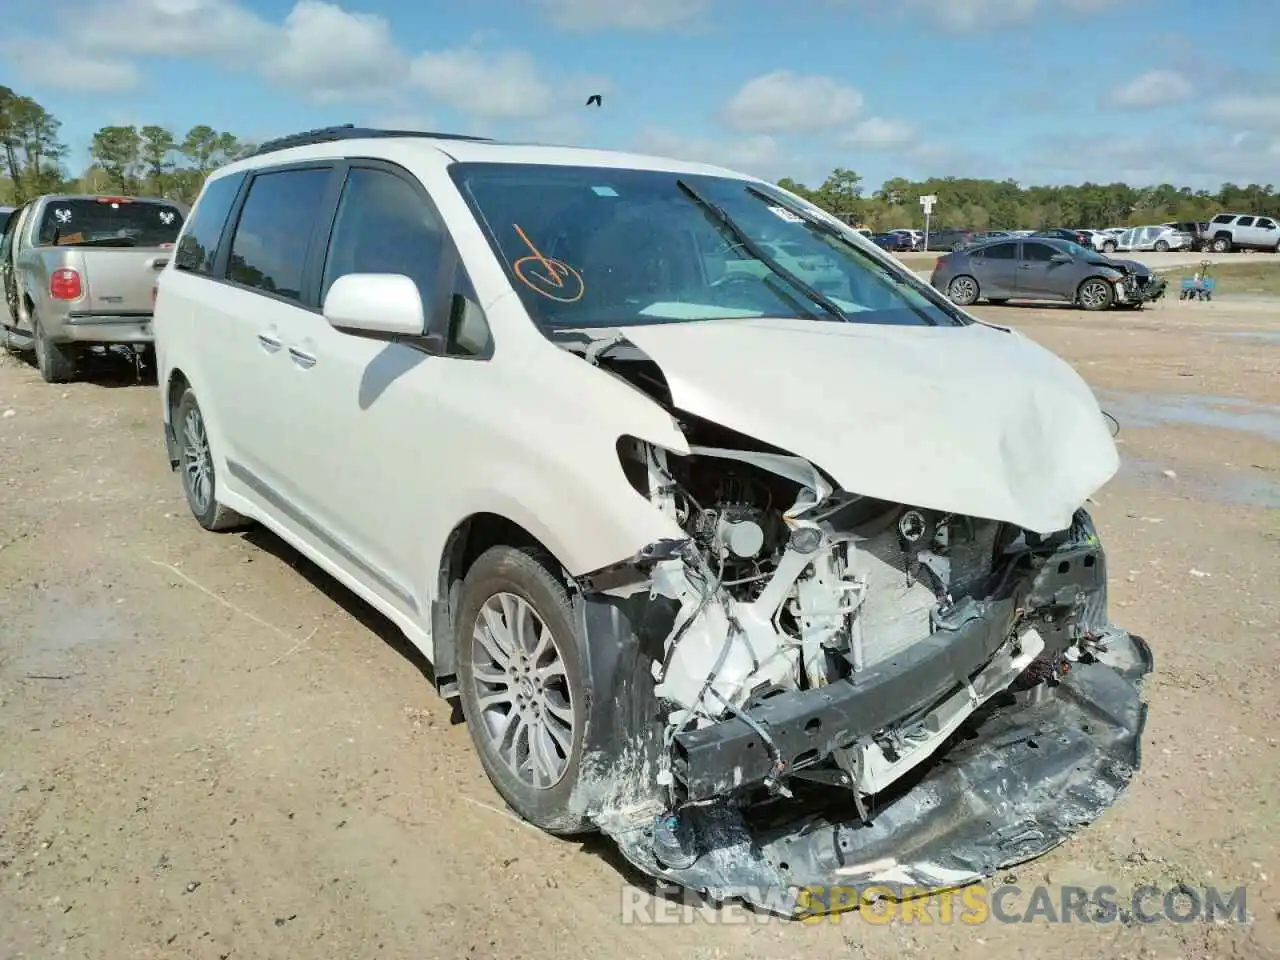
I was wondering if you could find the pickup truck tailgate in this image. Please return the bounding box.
[80,248,171,315]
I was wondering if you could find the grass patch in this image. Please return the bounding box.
[1157,259,1280,297]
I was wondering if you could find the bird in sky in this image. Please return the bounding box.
[585,94,603,107]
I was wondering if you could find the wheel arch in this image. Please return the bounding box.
[430,511,566,698]
[163,367,193,469]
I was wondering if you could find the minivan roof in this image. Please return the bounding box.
[216,124,749,182]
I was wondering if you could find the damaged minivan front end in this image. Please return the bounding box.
[556,327,1150,917]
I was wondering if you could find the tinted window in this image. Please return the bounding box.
[322,168,444,302]
[450,162,964,329]
[984,242,1017,259]
[1256,218,1276,230]
[227,168,331,301]
[1236,216,1255,227]
[36,198,184,248]
[175,172,244,274]
[1023,242,1057,262]
[1211,215,1232,224]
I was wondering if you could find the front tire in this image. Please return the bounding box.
[31,312,78,383]
[174,388,248,531]
[1154,240,1170,252]
[946,275,980,306]
[457,546,591,836]
[1212,236,1231,253]
[1102,241,1117,253]
[1078,277,1115,311]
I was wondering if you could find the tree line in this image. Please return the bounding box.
[1,86,250,206]
[779,168,1280,231]
[3,86,1279,228]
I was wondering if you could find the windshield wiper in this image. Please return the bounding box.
[743,183,955,326]
[675,179,847,323]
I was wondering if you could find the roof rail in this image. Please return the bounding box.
[244,124,493,158]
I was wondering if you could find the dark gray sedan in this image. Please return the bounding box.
[930,236,1167,311]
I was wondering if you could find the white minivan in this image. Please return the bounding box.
[154,125,1150,911]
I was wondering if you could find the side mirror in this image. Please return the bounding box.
[1050,252,1071,263]
[323,273,430,339]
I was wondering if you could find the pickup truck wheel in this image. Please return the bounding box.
[456,546,592,836]
[1078,278,1115,311]
[31,313,78,383]
[1211,236,1231,253]
[174,388,249,532]
[946,275,980,306]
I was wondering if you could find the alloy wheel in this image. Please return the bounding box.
[469,592,576,790]
[182,407,214,513]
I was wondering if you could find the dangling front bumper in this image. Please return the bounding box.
[602,630,1151,918]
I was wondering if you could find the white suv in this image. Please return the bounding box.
[154,126,1149,908]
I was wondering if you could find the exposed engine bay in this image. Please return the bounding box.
[554,328,1151,917]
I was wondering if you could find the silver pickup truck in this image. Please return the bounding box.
[0,194,187,382]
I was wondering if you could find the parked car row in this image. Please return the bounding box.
[882,214,1280,257]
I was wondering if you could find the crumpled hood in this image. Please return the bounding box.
[620,317,1119,534]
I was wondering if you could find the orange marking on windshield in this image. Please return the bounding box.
[511,223,585,303]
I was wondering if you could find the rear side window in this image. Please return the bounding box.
[1236,216,1255,227]
[36,198,185,248]
[984,242,1017,259]
[1211,214,1232,224]
[175,172,244,275]
[227,168,331,302]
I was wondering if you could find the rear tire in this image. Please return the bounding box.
[1211,236,1231,253]
[1077,277,1115,311]
[1154,240,1170,252]
[456,546,592,836]
[174,388,249,532]
[946,275,980,306]
[31,312,78,383]
[1102,241,1117,253]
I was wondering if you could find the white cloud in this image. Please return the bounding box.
[841,117,917,150]
[535,0,713,31]
[11,40,141,93]
[47,0,581,118]
[722,72,864,134]
[634,127,785,178]
[1206,94,1280,131]
[409,48,557,120]
[264,1,406,99]
[1026,131,1280,189]
[1107,69,1192,108]
[65,0,273,61]
[832,0,1127,31]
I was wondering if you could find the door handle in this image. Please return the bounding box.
[257,331,282,351]
[288,346,317,369]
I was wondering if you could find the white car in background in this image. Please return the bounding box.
[1113,225,1194,253]
[888,228,922,250]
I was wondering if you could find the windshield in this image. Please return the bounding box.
[449,163,966,329]
[1058,240,1096,258]
[36,198,185,248]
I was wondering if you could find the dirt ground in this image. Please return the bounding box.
[1,291,1278,960]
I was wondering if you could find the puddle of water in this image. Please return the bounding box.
[1226,331,1280,344]
[1118,455,1280,509]
[1097,390,1280,443]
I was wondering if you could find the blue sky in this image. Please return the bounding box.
[4,0,1280,191]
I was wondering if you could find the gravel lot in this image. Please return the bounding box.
[1,291,1278,959]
